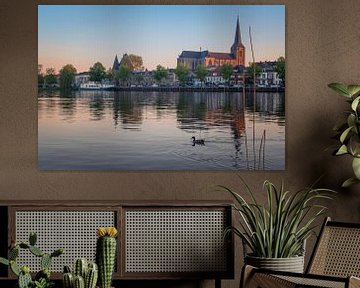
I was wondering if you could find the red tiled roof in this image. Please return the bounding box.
[207,52,234,60]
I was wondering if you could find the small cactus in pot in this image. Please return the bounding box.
[96,227,118,288]
[62,259,98,288]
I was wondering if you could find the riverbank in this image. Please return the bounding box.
[39,86,285,93]
[113,86,285,93]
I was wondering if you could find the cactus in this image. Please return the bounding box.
[74,258,87,279]
[96,227,118,288]
[63,272,74,288]
[29,232,37,246]
[9,246,19,260]
[63,259,98,288]
[85,263,98,288]
[73,275,85,288]
[29,245,44,257]
[18,270,32,288]
[0,233,64,288]
[41,253,52,270]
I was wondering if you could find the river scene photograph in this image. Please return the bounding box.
[38,5,285,170]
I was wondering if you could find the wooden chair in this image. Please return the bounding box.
[241,217,360,288]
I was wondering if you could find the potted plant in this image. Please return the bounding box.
[328,83,360,187]
[221,179,334,273]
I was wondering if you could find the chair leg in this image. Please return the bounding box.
[240,265,255,288]
[240,265,296,288]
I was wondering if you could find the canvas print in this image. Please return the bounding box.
[38,5,285,170]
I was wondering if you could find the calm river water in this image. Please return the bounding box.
[38,90,285,170]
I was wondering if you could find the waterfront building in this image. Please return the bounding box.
[256,61,282,88]
[177,16,245,71]
[75,72,90,87]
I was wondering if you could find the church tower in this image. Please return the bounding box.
[231,16,245,66]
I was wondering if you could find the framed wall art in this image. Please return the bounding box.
[38,5,285,170]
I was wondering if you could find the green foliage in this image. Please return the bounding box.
[153,65,168,83]
[246,62,261,80]
[62,259,98,288]
[221,178,335,258]
[175,63,189,86]
[32,278,54,288]
[44,68,57,86]
[114,65,130,86]
[329,83,360,187]
[89,62,106,82]
[195,64,208,84]
[220,64,234,83]
[59,64,77,90]
[275,56,285,86]
[0,233,63,288]
[135,74,144,84]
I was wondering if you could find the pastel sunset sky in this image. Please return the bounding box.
[38,5,285,73]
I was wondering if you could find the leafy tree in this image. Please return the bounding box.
[115,65,130,86]
[89,62,106,82]
[135,74,144,85]
[153,65,168,84]
[105,68,113,81]
[246,62,261,84]
[275,56,285,86]
[59,64,77,89]
[195,64,208,86]
[175,63,189,86]
[119,54,144,71]
[220,64,233,85]
[38,64,44,87]
[44,67,57,86]
[128,54,144,71]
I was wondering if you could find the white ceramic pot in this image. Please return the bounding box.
[245,254,305,273]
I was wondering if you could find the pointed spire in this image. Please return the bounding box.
[233,15,242,47]
[112,54,120,71]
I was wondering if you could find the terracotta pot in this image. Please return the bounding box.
[245,254,305,273]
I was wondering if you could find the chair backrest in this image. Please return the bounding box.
[307,217,360,277]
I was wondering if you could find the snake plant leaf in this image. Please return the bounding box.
[347,85,360,97]
[336,144,348,155]
[340,126,353,143]
[342,177,360,188]
[351,96,360,111]
[352,157,360,179]
[328,83,351,98]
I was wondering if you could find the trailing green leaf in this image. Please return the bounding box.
[328,83,351,98]
[329,82,360,187]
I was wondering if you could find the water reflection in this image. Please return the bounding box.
[38,90,285,170]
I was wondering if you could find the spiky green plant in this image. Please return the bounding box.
[96,227,118,288]
[0,232,63,288]
[63,260,98,288]
[328,83,360,187]
[221,178,335,258]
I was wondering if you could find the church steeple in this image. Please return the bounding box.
[112,54,120,71]
[231,16,245,66]
[233,15,242,48]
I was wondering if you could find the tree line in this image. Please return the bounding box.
[38,55,285,89]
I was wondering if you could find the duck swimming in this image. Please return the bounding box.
[191,136,205,145]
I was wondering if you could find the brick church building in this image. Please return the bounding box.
[177,17,245,70]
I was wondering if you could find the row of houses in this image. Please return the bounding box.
[74,61,283,88]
